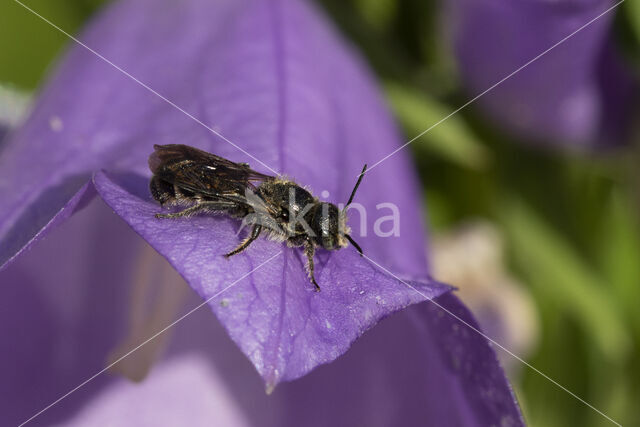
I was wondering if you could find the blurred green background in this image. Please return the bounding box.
[1,1,639,426]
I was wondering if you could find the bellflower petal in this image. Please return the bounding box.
[271,294,523,426]
[447,0,636,147]
[94,170,451,386]
[1,0,523,421]
[63,298,523,427]
[1,201,521,425]
[0,181,95,269]
[2,0,450,386]
[1,0,428,273]
[0,200,143,426]
[64,354,254,427]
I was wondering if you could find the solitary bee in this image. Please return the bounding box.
[149,144,366,291]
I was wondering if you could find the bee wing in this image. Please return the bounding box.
[149,144,274,199]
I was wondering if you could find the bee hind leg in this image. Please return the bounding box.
[304,242,320,292]
[224,225,262,257]
[155,201,234,219]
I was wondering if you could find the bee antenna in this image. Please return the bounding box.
[345,234,363,256]
[345,164,367,208]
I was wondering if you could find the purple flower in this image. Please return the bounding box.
[0,0,522,425]
[447,0,636,147]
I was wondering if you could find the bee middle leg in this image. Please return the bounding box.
[303,242,320,292]
[224,225,262,257]
[155,201,235,219]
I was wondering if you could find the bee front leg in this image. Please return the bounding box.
[224,225,262,257]
[304,241,320,292]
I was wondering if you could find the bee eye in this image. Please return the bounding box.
[280,210,289,220]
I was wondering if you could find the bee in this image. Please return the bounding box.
[148,144,366,291]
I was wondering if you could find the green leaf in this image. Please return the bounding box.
[0,1,103,89]
[353,0,396,31]
[503,199,630,362]
[625,0,640,43]
[385,82,490,170]
[598,189,640,328]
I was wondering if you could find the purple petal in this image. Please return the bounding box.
[2,200,521,426]
[0,0,240,266]
[1,0,428,274]
[0,0,520,417]
[94,170,451,386]
[0,199,144,426]
[0,0,450,386]
[269,295,524,426]
[62,298,524,427]
[64,354,254,427]
[0,180,95,270]
[447,0,636,147]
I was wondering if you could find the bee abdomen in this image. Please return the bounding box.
[150,176,176,205]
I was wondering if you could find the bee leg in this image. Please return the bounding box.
[155,201,233,219]
[304,242,320,292]
[224,225,262,257]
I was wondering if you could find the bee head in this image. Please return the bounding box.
[310,164,367,254]
[310,202,348,250]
